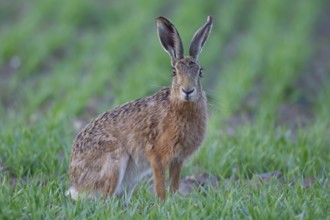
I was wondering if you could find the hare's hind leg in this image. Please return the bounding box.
[67,152,129,200]
[99,152,129,197]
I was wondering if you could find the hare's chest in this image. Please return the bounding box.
[172,119,207,159]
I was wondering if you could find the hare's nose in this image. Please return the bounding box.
[181,88,195,95]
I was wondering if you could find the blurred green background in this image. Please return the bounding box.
[0,0,329,219]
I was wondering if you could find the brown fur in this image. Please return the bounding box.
[67,16,213,201]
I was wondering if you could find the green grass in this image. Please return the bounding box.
[0,0,329,219]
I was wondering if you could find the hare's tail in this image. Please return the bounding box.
[65,186,79,200]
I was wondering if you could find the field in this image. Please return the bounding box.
[0,0,329,219]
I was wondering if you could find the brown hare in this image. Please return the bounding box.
[67,16,213,202]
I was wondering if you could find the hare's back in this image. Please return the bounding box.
[71,87,171,156]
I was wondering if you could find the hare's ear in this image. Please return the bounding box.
[189,16,213,60]
[157,16,184,65]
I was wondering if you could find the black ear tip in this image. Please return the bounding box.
[157,16,176,34]
[156,16,165,21]
[156,16,171,25]
[206,16,213,24]
[156,17,164,24]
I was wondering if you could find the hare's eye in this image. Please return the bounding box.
[172,67,177,76]
[199,68,203,77]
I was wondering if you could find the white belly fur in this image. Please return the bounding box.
[115,153,152,201]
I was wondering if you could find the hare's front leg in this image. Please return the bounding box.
[148,154,166,200]
[169,159,183,194]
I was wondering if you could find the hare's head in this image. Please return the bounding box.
[157,16,213,102]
